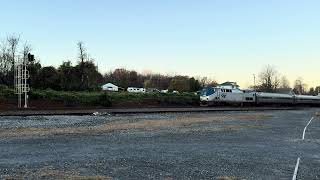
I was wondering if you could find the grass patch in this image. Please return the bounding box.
[0,85,15,99]
[3,166,111,180]
[0,113,267,138]
[0,86,199,107]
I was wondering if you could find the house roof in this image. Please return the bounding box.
[102,83,118,87]
[219,81,239,87]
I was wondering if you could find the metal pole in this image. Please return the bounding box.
[14,58,16,107]
[24,56,28,108]
[253,74,256,90]
[18,63,21,108]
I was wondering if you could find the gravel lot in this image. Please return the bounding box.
[0,109,319,179]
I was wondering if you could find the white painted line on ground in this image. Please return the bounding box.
[292,116,316,179]
[292,157,300,180]
[302,117,314,140]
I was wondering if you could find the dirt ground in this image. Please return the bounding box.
[0,113,270,139]
[0,110,319,179]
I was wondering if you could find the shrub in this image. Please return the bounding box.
[2,88,199,107]
[98,93,112,107]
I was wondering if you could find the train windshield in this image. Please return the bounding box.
[201,87,215,96]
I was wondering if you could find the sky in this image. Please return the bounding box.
[0,0,319,88]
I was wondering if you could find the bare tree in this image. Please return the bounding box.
[77,41,87,89]
[258,65,280,92]
[0,40,8,73]
[7,35,20,69]
[197,76,218,88]
[78,41,86,64]
[279,75,290,88]
[22,42,32,60]
[199,77,208,88]
[309,87,315,95]
[293,77,307,95]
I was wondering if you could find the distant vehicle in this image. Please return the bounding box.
[127,87,146,93]
[101,83,118,92]
[172,90,179,94]
[200,86,320,106]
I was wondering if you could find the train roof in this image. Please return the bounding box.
[295,95,320,100]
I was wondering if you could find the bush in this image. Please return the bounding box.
[98,93,112,107]
[3,88,199,107]
[0,85,15,99]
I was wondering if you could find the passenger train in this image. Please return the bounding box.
[200,86,320,106]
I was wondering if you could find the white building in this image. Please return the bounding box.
[101,83,119,92]
[127,87,146,93]
[161,89,168,93]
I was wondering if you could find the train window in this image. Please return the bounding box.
[207,87,215,95]
[201,87,215,96]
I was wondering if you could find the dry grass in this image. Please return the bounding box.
[0,113,271,138]
[3,167,111,180]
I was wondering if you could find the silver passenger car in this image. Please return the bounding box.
[256,92,294,104]
[295,95,320,104]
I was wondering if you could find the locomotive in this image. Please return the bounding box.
[200,86,320,106]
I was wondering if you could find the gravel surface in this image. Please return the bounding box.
[0,109,319,179]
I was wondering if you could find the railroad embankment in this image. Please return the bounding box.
[0,85,199,110]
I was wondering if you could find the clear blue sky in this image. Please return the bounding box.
[0,0,319,88]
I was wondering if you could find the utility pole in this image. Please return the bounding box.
[14,53,34,108]
[14,58,23,108]
[23,55,28,108]
[253,74,256,90]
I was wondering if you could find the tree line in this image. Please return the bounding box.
[255,65,320,95]
[1,35,318,94]
[0,35,217,92]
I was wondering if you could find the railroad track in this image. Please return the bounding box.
[0,107,303,116]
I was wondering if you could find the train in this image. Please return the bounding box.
[200,86,320,106]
